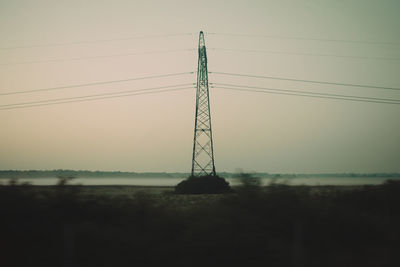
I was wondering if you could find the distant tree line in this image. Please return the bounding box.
[0,170,188,178]
[0,170,398,179]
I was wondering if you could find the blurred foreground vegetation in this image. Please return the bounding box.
[1,176,399,267]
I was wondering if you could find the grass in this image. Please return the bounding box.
[1,178,399,267]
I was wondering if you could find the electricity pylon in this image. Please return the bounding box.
[191,31,216,177]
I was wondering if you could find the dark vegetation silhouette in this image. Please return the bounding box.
[175,174,231,194]
[1,176,400,267]
[2,170,398,179]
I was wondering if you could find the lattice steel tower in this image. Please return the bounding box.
[191,31,216,177]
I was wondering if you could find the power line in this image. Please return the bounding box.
[207,32,400,46]
[210,48,400,61]
[0,72,194,96]
[0,33,195,50]
[211,83,400,103]
[209,72,400,91]
[0,83,194,108]
[212,86,400,105]
[0,87,193,111]
[0,49,196,66]
[0,86,195,111]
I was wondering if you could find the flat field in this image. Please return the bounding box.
[1,181,399,267]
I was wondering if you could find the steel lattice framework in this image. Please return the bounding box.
[191,31,216,177]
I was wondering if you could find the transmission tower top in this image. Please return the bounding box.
[199,31,206,48]
[191,31,216,177]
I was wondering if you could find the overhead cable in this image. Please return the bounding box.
[0,86,195,111]
[210,48,400,61]
[212,86,400,105]
[209,72,400,91]
[0,72,194,96]
[0,49,196,66]
[0,33,195,50]
[207,32,400,46]
[211,83,400,103]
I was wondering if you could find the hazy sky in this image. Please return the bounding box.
[0,0,399,173]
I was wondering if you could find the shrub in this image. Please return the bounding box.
[175,175,231,194]
[238,173,262,188]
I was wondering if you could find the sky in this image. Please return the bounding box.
[0,0,399,173]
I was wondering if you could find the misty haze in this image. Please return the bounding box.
[1,0,399,266]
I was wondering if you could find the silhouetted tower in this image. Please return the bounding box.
[191,31,216,177]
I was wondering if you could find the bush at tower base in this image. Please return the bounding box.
[175,175,231,194]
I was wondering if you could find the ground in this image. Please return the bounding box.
[1,182,399,267]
